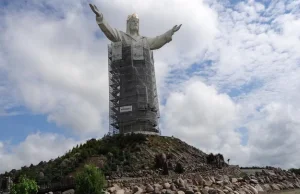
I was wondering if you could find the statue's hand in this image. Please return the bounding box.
[172,24,182,33]
[89,4,103,20]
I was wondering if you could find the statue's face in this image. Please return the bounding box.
[129,18,139,32]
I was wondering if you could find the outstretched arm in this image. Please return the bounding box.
[147,24,182,50]
[89,4,122,42]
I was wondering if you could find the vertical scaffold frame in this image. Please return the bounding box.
[108,42,160,135]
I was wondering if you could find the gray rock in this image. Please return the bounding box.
[217,189,225,194]
[247,185,258,194]
[210,177,216,183]
[204,180,213,187]
[185,190,194,194]
[208,189,218,194]
[216,181,223,186]
[237,189,246,194]
[262,184,271,191]
[62,189,74,194]
[164,183,171,189]
[133,186,143,193]
[192,186,199,192]
[254,184,264,192]
[154,187,161,194]
[115,189,125,194]
[171,183,177,191]
[231,178,238,183]
[224,186,233,192]
[165,189,175,194]
[146,184,154,192]
[250,179,258,184]
[270,184,280,190]
[201,189,209,194]
[154,184,163,190]
[177,178,186,188]
[177,191,185,194]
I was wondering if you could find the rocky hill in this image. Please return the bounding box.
[103,167,300,194]
[0,133,229,186]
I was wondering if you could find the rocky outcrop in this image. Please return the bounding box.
[104,167,300,194]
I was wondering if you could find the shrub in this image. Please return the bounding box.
[10,175,39,194]
[174,162,184,174]
[75,164,106,194]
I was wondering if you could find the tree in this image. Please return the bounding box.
[10,175,39,194]
[75,164,106,194]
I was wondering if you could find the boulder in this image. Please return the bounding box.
[262,184,271,191]
[114,189,125,194]
[164,183,171,189]
[133,186,143,194]
[204,180,213,187]
[154,186,161,194]
[231,178,238,183]
[185,189,194,194]
[171,183,177,191]
[250,179,258,184]
[270,184,280,191]
[177,178,186,188]
[62,190,74,194]
[208,189,218,194]
[201,189,209,194]
[254,184,264,192]
[154,184,163,190]
[247,185,258,194]
[166,189,176,194]
[224,186,233,192]
[146,184,154,192]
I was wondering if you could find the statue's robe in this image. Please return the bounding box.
[96,17,173,49]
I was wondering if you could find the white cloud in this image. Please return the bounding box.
[246,102,300,168]
[161,78,241,152]
[0,132,82,173]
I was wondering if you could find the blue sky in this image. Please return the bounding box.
[1,0,300,172]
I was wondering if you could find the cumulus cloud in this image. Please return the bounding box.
[162,78,241,152]
[0,132,82,173]
[246,103,300,169]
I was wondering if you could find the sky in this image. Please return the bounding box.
[0,0,300,173]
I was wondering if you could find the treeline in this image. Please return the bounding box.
[240,166,266,169]
[289,168,300,175]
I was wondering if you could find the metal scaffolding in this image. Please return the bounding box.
[108,42,160,135]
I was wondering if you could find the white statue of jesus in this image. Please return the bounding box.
[89,4,182,50]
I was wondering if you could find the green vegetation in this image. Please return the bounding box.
[240,166,266,169]
[75,164,106,194]
[10,175,39,194]
[289,168,300,175]
[0,133,147,186]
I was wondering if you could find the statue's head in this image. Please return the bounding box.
[126,13,139,35]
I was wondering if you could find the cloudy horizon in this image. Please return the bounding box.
[1,0,300,173]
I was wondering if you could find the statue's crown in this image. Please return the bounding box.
[127,13,139,20]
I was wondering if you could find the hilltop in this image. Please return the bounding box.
[0,133,228,185]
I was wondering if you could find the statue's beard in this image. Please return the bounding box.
[129,28,139,35]
[126,21,139,36]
